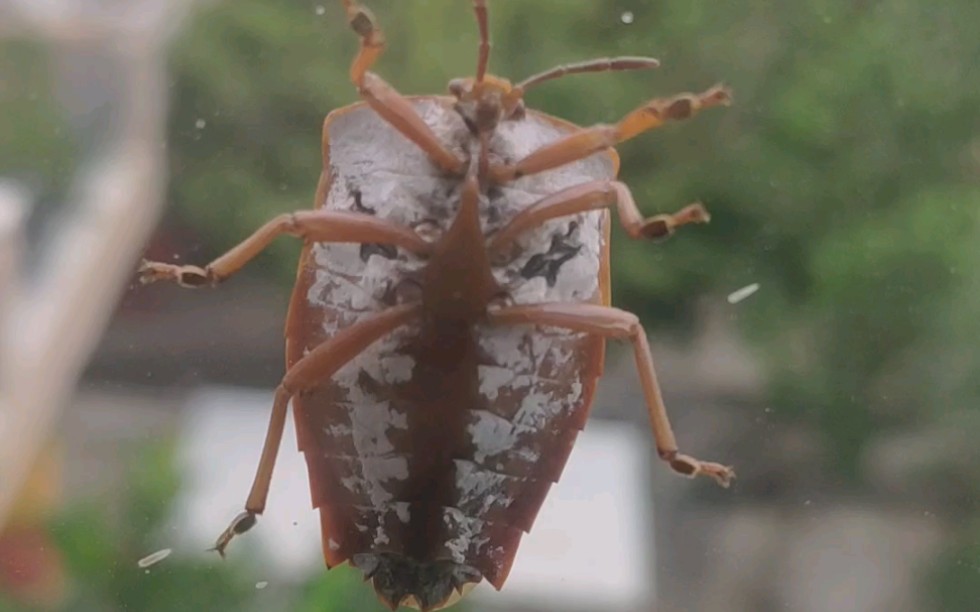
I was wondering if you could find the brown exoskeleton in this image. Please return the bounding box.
[139,1,733,609]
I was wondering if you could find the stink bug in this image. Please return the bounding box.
[139,1,734,609]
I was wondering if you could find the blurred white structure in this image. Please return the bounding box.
[0,0,197,528]
[175,385,655,612]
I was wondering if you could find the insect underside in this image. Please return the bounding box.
[138,1,735,611]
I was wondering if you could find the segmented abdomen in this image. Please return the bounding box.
[285,99,615,595]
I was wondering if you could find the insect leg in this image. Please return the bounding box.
[211,303,422,556]
[340,1,465,175]
[490,85,731,183]
[138,210,431,288]
[487,302,735,487]
[473,0,490,82]
[487,179,709,256]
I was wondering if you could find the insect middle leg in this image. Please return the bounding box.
[211,303,422,556]
[138,210,431,288]
[487,179,710,257]
[340,0,465,175]
[491,85,731,183]
[488,302,735,487]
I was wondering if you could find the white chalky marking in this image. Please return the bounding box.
[443,508,491,564]
[455,460,514,514]
[302,100,615,551]
[373,524,390,546]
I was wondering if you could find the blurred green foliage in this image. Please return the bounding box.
[928,522,980,612]
[164,2,980,608]
[45,441,255,612]
[0,40,76,198]
[0,441,411,612]
[162,0,980,479]
[2,0,979,609]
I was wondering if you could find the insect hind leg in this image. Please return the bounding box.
[210,304,422,557]
[487,302,735,487]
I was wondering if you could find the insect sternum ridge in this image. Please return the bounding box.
[420,171,500,324]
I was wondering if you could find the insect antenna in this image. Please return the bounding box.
[516,56,661,92]
[472,0,490,82]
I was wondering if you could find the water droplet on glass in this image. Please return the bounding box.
[620,11,635,24]
[727,283,760,304]
[138,548,172,568]
[195,118,206,129]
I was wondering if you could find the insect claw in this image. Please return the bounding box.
[210,511,258,558]
[667,453,735,488]
[639,202,712,241]
[137,260,212,288]
[136,259,162,285]
[206,544,227,559]
[701,462,736,488]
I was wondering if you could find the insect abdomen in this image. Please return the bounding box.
[286,99,616,608]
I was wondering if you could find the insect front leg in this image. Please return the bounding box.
[486,179,710,257]
[340,0,465,175]
[487,302,735,487]
[490,85,731,183]
[139,210,431,288]
[472,0,490,82]
[211,303,422,556]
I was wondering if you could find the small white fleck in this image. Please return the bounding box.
[620,11,634,24]
[194,118,206,129]
[315,5,326,16]
[374,525,390,546]
[255,581,269,590]
[137,548,172,568]
[727,283,760,304]
[328,538,340,551]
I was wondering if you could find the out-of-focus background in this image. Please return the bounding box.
[2,0,978,610]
